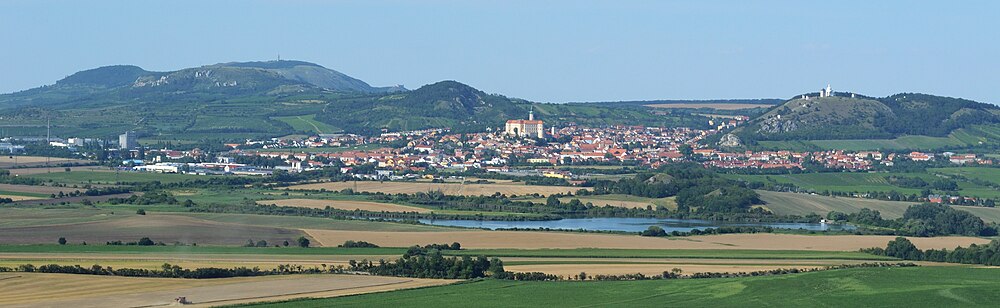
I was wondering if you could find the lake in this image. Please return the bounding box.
[417,217,855,233]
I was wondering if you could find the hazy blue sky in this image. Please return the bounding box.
[2,0,998,103]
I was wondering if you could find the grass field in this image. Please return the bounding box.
[523,194,676,209]
[724,170,1000,199]
[288,181,589,197]
[758,190,1000,223]
[25,171,210,185]
[932,167,1000,186]
[257,198,431,213]
[0,213,308,246]
[272,114,341,134]
[242,267,1000,307]
[0,156,93,168]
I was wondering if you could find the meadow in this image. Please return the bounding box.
[723,170,1000,199]
[25,170,211,185]
[758,190,1000,223]
[241,267,1000,307]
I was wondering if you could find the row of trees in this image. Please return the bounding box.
[864,237,1000,266]
[828,203,997,237]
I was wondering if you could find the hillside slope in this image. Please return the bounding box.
[725,92,1000,148]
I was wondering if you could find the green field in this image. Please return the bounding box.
[724,170,1000,199]
[25,171,210,185]
[272,114,342,134]
[931,167,1000,186]
[241,267,1000,307]
[757,190,1000,223]
[756,125,1000,151]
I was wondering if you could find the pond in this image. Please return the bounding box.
[417,217,855,233]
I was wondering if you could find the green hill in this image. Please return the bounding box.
[0,62,706,142]
[723,92,1000,150]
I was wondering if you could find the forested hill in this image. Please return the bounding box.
[728,92,1000,143]
[316,80,530,135]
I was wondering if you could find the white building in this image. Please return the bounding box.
[819,84,833,98]
[505,109,544,139]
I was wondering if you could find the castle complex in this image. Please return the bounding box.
[505,109,544,139]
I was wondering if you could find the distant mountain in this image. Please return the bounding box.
[0,63,693,141]
[222,61,404,93]
[0,60,403,108]
[316,80,529,135]
[724,92,1000,146]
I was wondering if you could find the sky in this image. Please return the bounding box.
[1,0,998,104]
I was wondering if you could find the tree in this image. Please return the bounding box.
[282,240,290,247]
[182,199,195,207]
[679,144,694,158]
[137,237,155,246]
[58,237,67,245]
[297,237,310,248]
[577,272,588,280]
[641,226,667,237]
[256,240,268,247]
[135,209,146,215]
[545,195,561,207]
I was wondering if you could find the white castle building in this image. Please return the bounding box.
[505,109,544,139]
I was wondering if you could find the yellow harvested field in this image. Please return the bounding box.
[288,181,589,197]
[257,198,431,213]
[645,103,774,110]
[304,230,989,251]
[0,273,453,307]
[0,195,42,201]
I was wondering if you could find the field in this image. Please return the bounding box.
[0,156,93,168]
[303,229,988,250]
[645,103,774,110]
[755,124,1000,151]
[0,183,86,195]
[256,198,431,213]
[723,170,1000,199]
[3,165,111,176]
[0,212,308,246]
[524,194,676,209]
[24,170,210,185]
[244,267,1000,307]
[272,114,341,134]
[287,181,590,197]
[758,190,1000,223]
[0,272,451,307]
